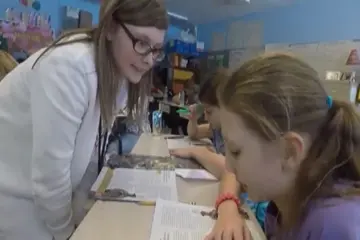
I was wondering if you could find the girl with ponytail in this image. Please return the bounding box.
[216,53,360,239]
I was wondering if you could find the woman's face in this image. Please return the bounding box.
[108,23,165,84]
[219,107,300,202]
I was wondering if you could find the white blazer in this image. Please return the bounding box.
[0,40,127,240]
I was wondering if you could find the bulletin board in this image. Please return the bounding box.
[201,47,265,74]
[0,20,53,55]
[265,40,360,79]
[205,50,230,68]
[227,20,264,49]
[264,40,360,102]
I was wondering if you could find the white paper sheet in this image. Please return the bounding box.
[150,200,267,240]
[91,168,178,202]
[166,138,192,150]
[175,169,217,181]
[166,137,211,150]
[149,199,215,240]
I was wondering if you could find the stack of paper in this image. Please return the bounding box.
[149,199,215,240]
[91,168,178,202]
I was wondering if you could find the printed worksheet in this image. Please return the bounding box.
[91,168,178,202]
[166,137,192,150]
[149,199,215,240]
[175,169,217,181]
[149,199,267,240]
[166,137,211,150]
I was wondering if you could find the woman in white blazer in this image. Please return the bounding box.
[0,0,168,239]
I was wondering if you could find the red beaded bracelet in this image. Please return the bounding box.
[214,193,249,220]
[215,193,241,211]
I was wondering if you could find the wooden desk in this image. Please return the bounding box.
[71,134,265,240]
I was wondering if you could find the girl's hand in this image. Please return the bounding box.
[169,147,194,159]
[182,104,197,121]
[169,146,211,159]
[205,201,251,240]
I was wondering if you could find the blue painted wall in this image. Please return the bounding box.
[0,0,184,39]
[198,0,360,49]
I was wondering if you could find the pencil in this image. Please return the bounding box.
[176,108,189,114]
[137,201,156,206]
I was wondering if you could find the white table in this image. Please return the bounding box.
[71,134,265,240]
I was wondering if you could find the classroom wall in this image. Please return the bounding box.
[0,0,98,33]
[166,26,183,40]
[0,0,185,39]
[197,0,360,49]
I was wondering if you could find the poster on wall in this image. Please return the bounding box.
[0,19,53,56]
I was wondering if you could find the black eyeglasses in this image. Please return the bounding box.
[118,22,165,62]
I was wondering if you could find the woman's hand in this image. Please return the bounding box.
[205,201,251,240]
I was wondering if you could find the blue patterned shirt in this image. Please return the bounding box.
[212,129,225,155]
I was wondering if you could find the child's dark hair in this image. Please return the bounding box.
[198,69,228,106]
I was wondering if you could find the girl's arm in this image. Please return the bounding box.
[204,168,251,240]
[190,147,226,179]
[172,94,180,104]
[217,171,242,213]
[187,123,212,140]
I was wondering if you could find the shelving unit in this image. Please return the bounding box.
[166,52,196,94]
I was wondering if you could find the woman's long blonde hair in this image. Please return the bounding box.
[218,53,360,231]
[0,50,18,79]
[33,0,168,128]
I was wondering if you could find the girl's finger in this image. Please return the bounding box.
[233,228,243,240]
[214,232,223,240]
[204,234,212,240]
[222,230,234,240]
[243,226,251,240]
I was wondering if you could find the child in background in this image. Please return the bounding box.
[216,53,360,239]
[172,76,200,105]
[170,70,226,178]
[107,97,151,155]
[171,70,268,233]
